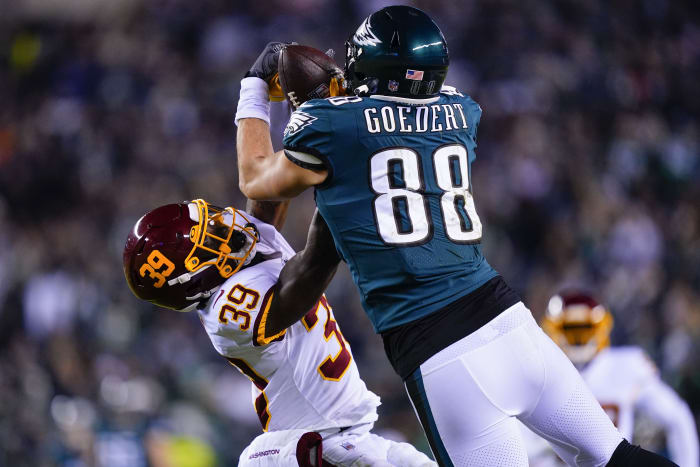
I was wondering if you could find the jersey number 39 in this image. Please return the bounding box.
[370,144,482,245]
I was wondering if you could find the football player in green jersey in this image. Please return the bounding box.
[236,6,676,466]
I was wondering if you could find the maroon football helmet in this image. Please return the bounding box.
[123,199,259,311]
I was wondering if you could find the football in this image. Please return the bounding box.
[278,45,343,109]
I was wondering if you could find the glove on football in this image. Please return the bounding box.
[245,41,289,82]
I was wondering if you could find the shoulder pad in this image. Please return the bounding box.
[607,346,659,378]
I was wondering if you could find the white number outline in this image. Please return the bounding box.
[328,96,363,106]
[432,144,483,244]
[369,147,433,246]
[369,144,482,246]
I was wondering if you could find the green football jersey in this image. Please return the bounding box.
[283,88,497,332]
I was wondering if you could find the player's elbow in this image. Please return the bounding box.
[240,180,285,201]
[239,178,253,198]
[239,178,264,200]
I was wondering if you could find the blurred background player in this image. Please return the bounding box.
[522,290,698,466]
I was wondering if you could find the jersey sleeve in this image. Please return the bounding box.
[636,375,699,466]
[198,262,286,358]
[282,100,334,172]
[624,348,699,466]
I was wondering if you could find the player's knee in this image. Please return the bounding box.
[606,440,678,467]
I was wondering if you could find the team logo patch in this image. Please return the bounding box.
[284,111,317,136]
[388,80,399,92]
[248,449,280,459]
[353,17,381,47]
[405,69,424,80]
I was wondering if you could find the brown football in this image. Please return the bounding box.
[278,45,343,109]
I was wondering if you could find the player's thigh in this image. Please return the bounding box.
[239,429,306,466]
[456,417,529,467]
[406,354,530,465]
[520,324,622,467]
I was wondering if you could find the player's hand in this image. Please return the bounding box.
[245,41,290,83]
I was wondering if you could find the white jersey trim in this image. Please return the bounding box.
[285,149,324,167]
[369,94,440,105]
[369,85,462,106]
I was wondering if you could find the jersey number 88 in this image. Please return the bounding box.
[370,144,482,245]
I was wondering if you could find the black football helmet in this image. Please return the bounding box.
[345,5,449,98]
[123,199,259,312]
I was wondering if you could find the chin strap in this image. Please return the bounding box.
[177,286,219,313]
[168,264,212,287]
[169,265,218,313]
[185,288,215,302]
[241,222,259,267]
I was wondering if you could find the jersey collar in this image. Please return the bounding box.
[369,95,440,105]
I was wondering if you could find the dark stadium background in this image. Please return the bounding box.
[0,0,698,465]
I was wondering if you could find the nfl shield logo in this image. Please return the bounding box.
[388,80,399,92]
[405,69,424,80]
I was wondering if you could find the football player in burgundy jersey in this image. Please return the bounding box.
[123,101,435,466]
[521,291,698,466]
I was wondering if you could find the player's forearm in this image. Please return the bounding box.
[265,210,341,336]
[237,118,311,200]
[237,117,276,196]
[245,199,290,231]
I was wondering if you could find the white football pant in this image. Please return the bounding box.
[239,422,436,466]
[404,302,624,467]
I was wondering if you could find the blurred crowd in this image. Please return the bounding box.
[0,0,698,465]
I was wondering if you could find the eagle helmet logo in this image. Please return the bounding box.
[352,17,382,47]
